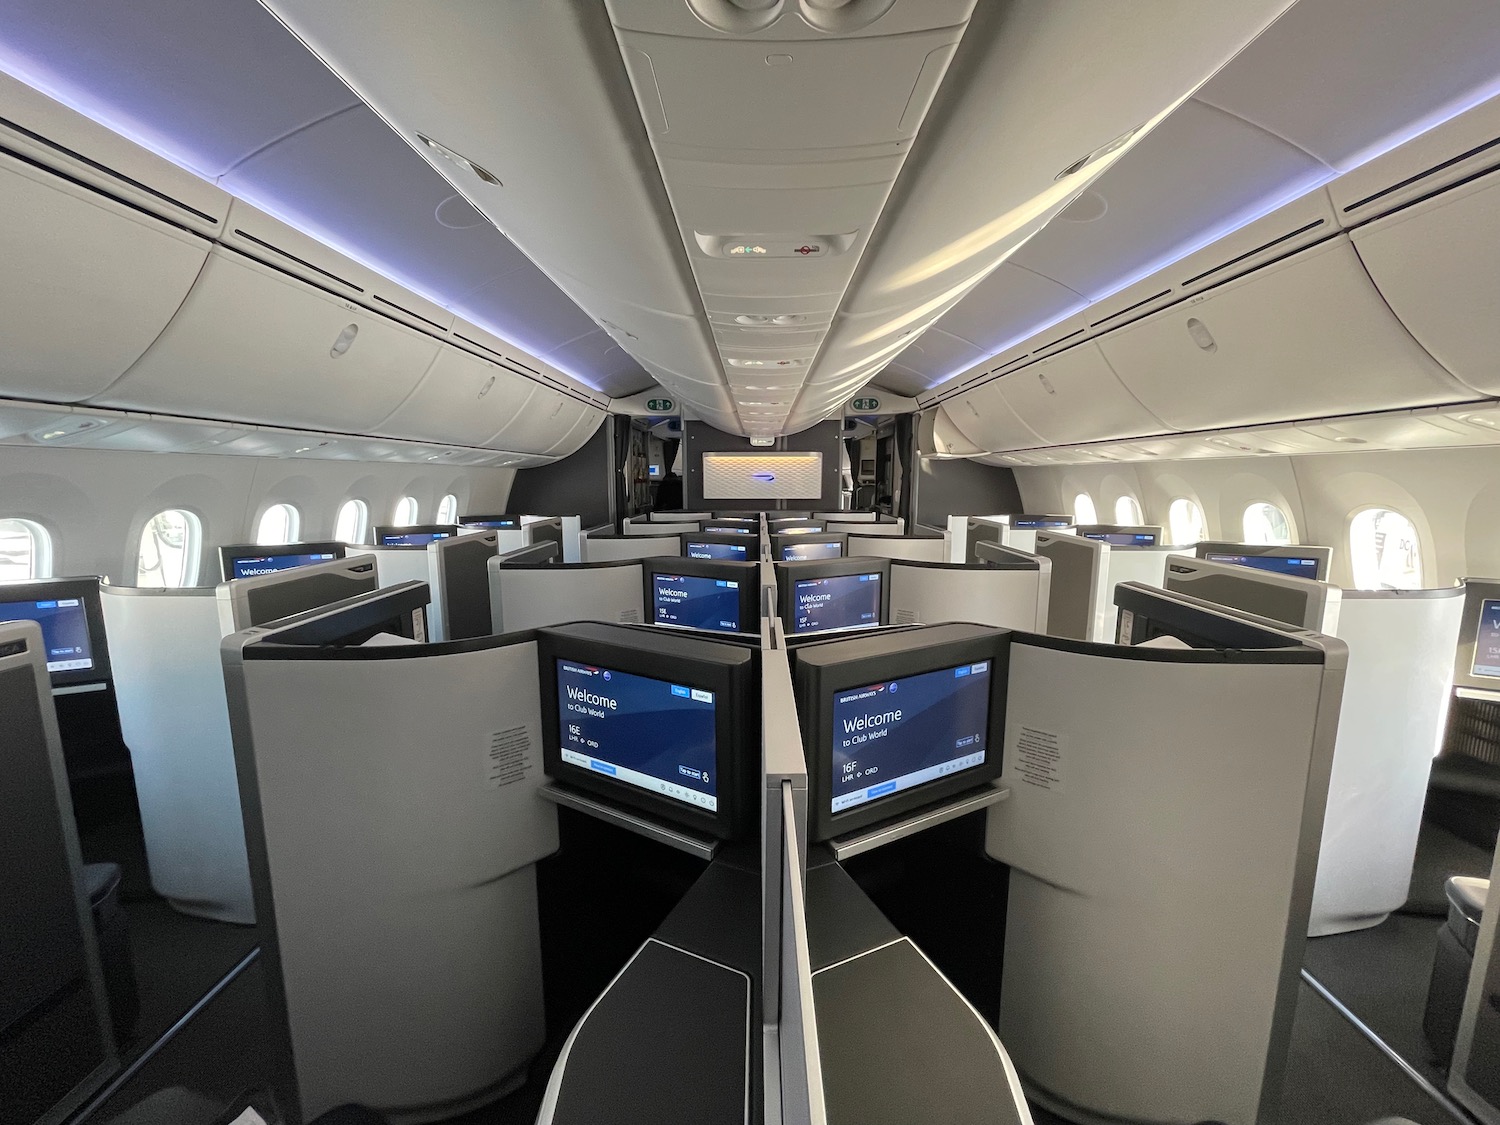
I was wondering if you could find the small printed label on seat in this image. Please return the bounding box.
[486,725,532,788]
[1011,725,1064,792]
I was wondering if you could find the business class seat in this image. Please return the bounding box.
[1428,696,1500,849]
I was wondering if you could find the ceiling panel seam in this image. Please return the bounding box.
[216,99,364,179]
[1190,94,1335,173]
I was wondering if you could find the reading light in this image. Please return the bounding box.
[416,133,501,186]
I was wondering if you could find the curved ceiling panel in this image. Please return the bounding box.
[1193,0,1500,171]
[1005,98,1331,300]
[0,0,358,178]
[922,263,1085,360]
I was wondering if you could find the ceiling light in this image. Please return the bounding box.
[1056,125,1142,181]
[416,133,501,185]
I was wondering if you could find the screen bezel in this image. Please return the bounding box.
[642,556,760,636]
[217,540,346,582]
[0,576,112,689]
[1193,541,1332,582]
[773,532,848,561]
[1472,597,1500,679]
[537,621,757,839]
[776,557,891,637]
[372,524,460,547]
[680,532,757,562]
[1076,525,1162,547]
[791,622,1009,842]
[1008,514,1074,529]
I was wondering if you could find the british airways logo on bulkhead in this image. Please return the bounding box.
[751,471,776,483]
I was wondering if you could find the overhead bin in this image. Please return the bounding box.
[0,150,212,402]
[943,384,1046,453]
[376,346,537,447]
[490,387,603,458]
[995,341,1167,446]
[91,246,442,433]
[1351,167,1500,397]
[1097,237,1467,432]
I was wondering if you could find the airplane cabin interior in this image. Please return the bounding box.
[6,3,1500,1125]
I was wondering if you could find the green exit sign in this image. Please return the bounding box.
[851,397,880,411]
[646,398,674,412]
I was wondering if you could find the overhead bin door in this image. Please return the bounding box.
[996,342,1167,446]
[92,247,441,432]
[942,383,1045,454]
[374,346,535,446]
[1097,238,1467,431]
[1351,169,1500,397]
[488,387,601,457]
[0,152,210,401]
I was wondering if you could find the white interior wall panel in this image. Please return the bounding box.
[0,151,212,402]
[91,247,442,433]
[1350,169,1500,396]
[994,342,1167,446]
[1097,238,1467,432]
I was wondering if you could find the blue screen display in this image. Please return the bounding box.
[462,518,519,529]
[778,526,824,535]
[793,573,881,634]
[229,551,338,579]
[0,597,94,674]
[379,531,452,547]
[1474,599,1500,678]
[556,660,717,810]
[783,541,842,561]
[702,526,752,535]
[1083,532,1158,547]
[1012,517,1071,529]
[1204,552,1320,578]
[831,661,992,813]
[653,573,741,633]
[687,540,750,561]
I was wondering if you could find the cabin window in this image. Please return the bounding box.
[1114,495,1143,525]
[335,499,369,545]
[1072,493,1097,525]
[1168,498,1205,546]
[137,509,202,588]
[255,503,301,547]
[436,493,459,524]
[0,518,52,581]
[1350,508,1423,590]
[1243,502,1292,546]
[394,496,420,526]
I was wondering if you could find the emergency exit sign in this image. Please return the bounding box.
[851,397,880,411]
[647,398,674,412]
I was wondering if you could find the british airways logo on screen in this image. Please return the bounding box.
[751,471,776,483]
